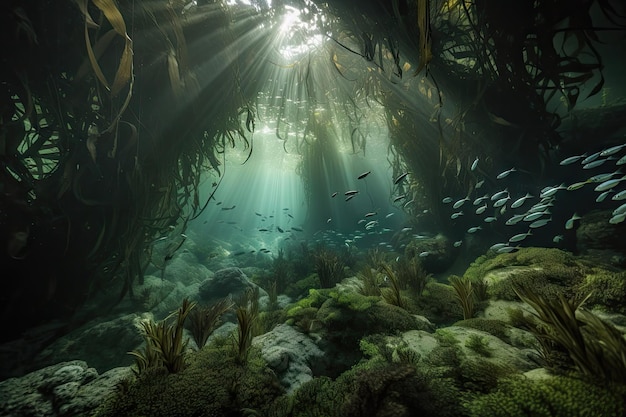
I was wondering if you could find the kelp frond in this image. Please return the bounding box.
[449,275,474,320]
[187,296,233,350]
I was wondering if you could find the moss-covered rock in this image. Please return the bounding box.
[455,318,511,343]
[575,269,626,314]
[94,346,283,417]
[464,374,626,417]
[412,282,462,325]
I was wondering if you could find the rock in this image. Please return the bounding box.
[444,326,537,371]
[198,267,268,305]
[32,314,143,374]
[577,210,626,256]
[253,324,325,393]
[0,360,132,417]
[162,254,212,286]
[404,234,454,273]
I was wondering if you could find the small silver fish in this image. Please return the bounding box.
[596,191,612,202]
[453,240,463,247]
[559,154,586,165]
[497,246,518,253]
[442,196,453,204]
[475,204,488,215]
[497,168,516,179]
[491,189,508,201]
[609,212,626,224]
[600,143,626,157]
[581,151,601,165]
[357,171,371,179]
[475,180,485,189]
[613,202,626,216]
[493,196,510,208]
[529,217,552,228]
[553,235,564,243]
[540,184,566,198]
[510,193,533,209]
[524,211,549,222]
[583,157,615,170]
[490,242,508,251]
[467,226,481,233]
[451,211,464,219]
[594,175,626,192]
[509,230,532,243]
[505,214,525,225]
[471,157,479,171]
[612,190,626,201]
[419,251,430,257]
[565,213,582,230]
[484,216,497,223]
[474,195,490,205]
[385,213,395,218]
[453,197,469,209]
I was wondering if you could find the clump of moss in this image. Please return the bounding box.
[413,282,462,325]
[465,334,493,357]
[464,248,586,297]
[464,375,626,417]
[286,359,461,417]
[95,345,283,417]
[455,318,510,342]
[575,270,626,313]
[284,273,319,299]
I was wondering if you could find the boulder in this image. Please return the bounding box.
[253,324,325,393]
[198,267,268,305]
[576,210,626,257]
[0,360,132,417]
[32,314,143,374]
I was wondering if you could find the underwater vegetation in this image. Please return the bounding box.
[129,299,196,375]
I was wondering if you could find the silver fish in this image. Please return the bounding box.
[442,197,453,203]
[594,175,626,192]
[490,242,508,251]
[474,195,490,205]
[540,184,565,198]
[565,213,582,230]
[612,190,626,201]
[583,157,615,170]
[581,151,601,164]
[600,143,626,157]
[617,155,626,165]
[471,157,479,171]
[475,204,488,215]
[491,189,509,201]
[610,212,626,224]
[612,202,626,216]
[497,246,518,253]
[559,154,586,165]
[475,180,485,189]
[451,212,464,219]
[453,240,463,247]
[524,211,549,222]
[596,191,612,202]
[484,216,498,223]
[357,171,371,179]
[529,217,552,228]
[509,230,532,243]
[553,235,564,243]
[453,197,469,209]
[497,168,516,179]
[467,226,481,233]
[505,214,525,225]
[493,196,510,208]
[510,193,533,209]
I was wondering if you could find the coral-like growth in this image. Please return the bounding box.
[129,298,196,374]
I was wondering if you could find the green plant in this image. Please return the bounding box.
[515,285,626,383]
[449,275,474,320]
[187,296,233,349]
[380,263,407,309]
[356,267,382,296]
[234,287,260,364]
[465,334,493,357]
[396,256,431,297]
[314,247,345,288]
[129,298,196,374]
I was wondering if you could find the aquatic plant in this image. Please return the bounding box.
[97,344,283,417]
[449,275,474,320]
[234,287,260,364]
[314,247,345,289]
[366,248,388,271]
[515,286,626,383]
[396,256,431,297]
[187,296,233,350]
[380,263,407,309]
[356,267,382,296]
[129,298,196,374]
[465,334,493,358]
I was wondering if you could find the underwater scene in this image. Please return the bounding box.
[2,0,626,416]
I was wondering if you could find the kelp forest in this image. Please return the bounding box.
[1,0,625,347]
